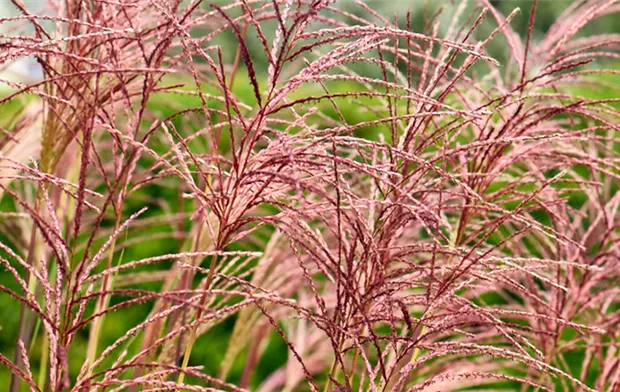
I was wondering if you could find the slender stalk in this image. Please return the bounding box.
[176,252,219,387]
[85,212,123,376]
[10,195,42,392]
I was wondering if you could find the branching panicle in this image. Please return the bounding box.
[0,1,618,391]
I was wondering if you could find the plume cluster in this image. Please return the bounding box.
[0,0,618,391]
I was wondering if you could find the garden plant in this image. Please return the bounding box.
[0,0,619,391]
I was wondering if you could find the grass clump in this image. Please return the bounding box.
[0,1,618,391]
